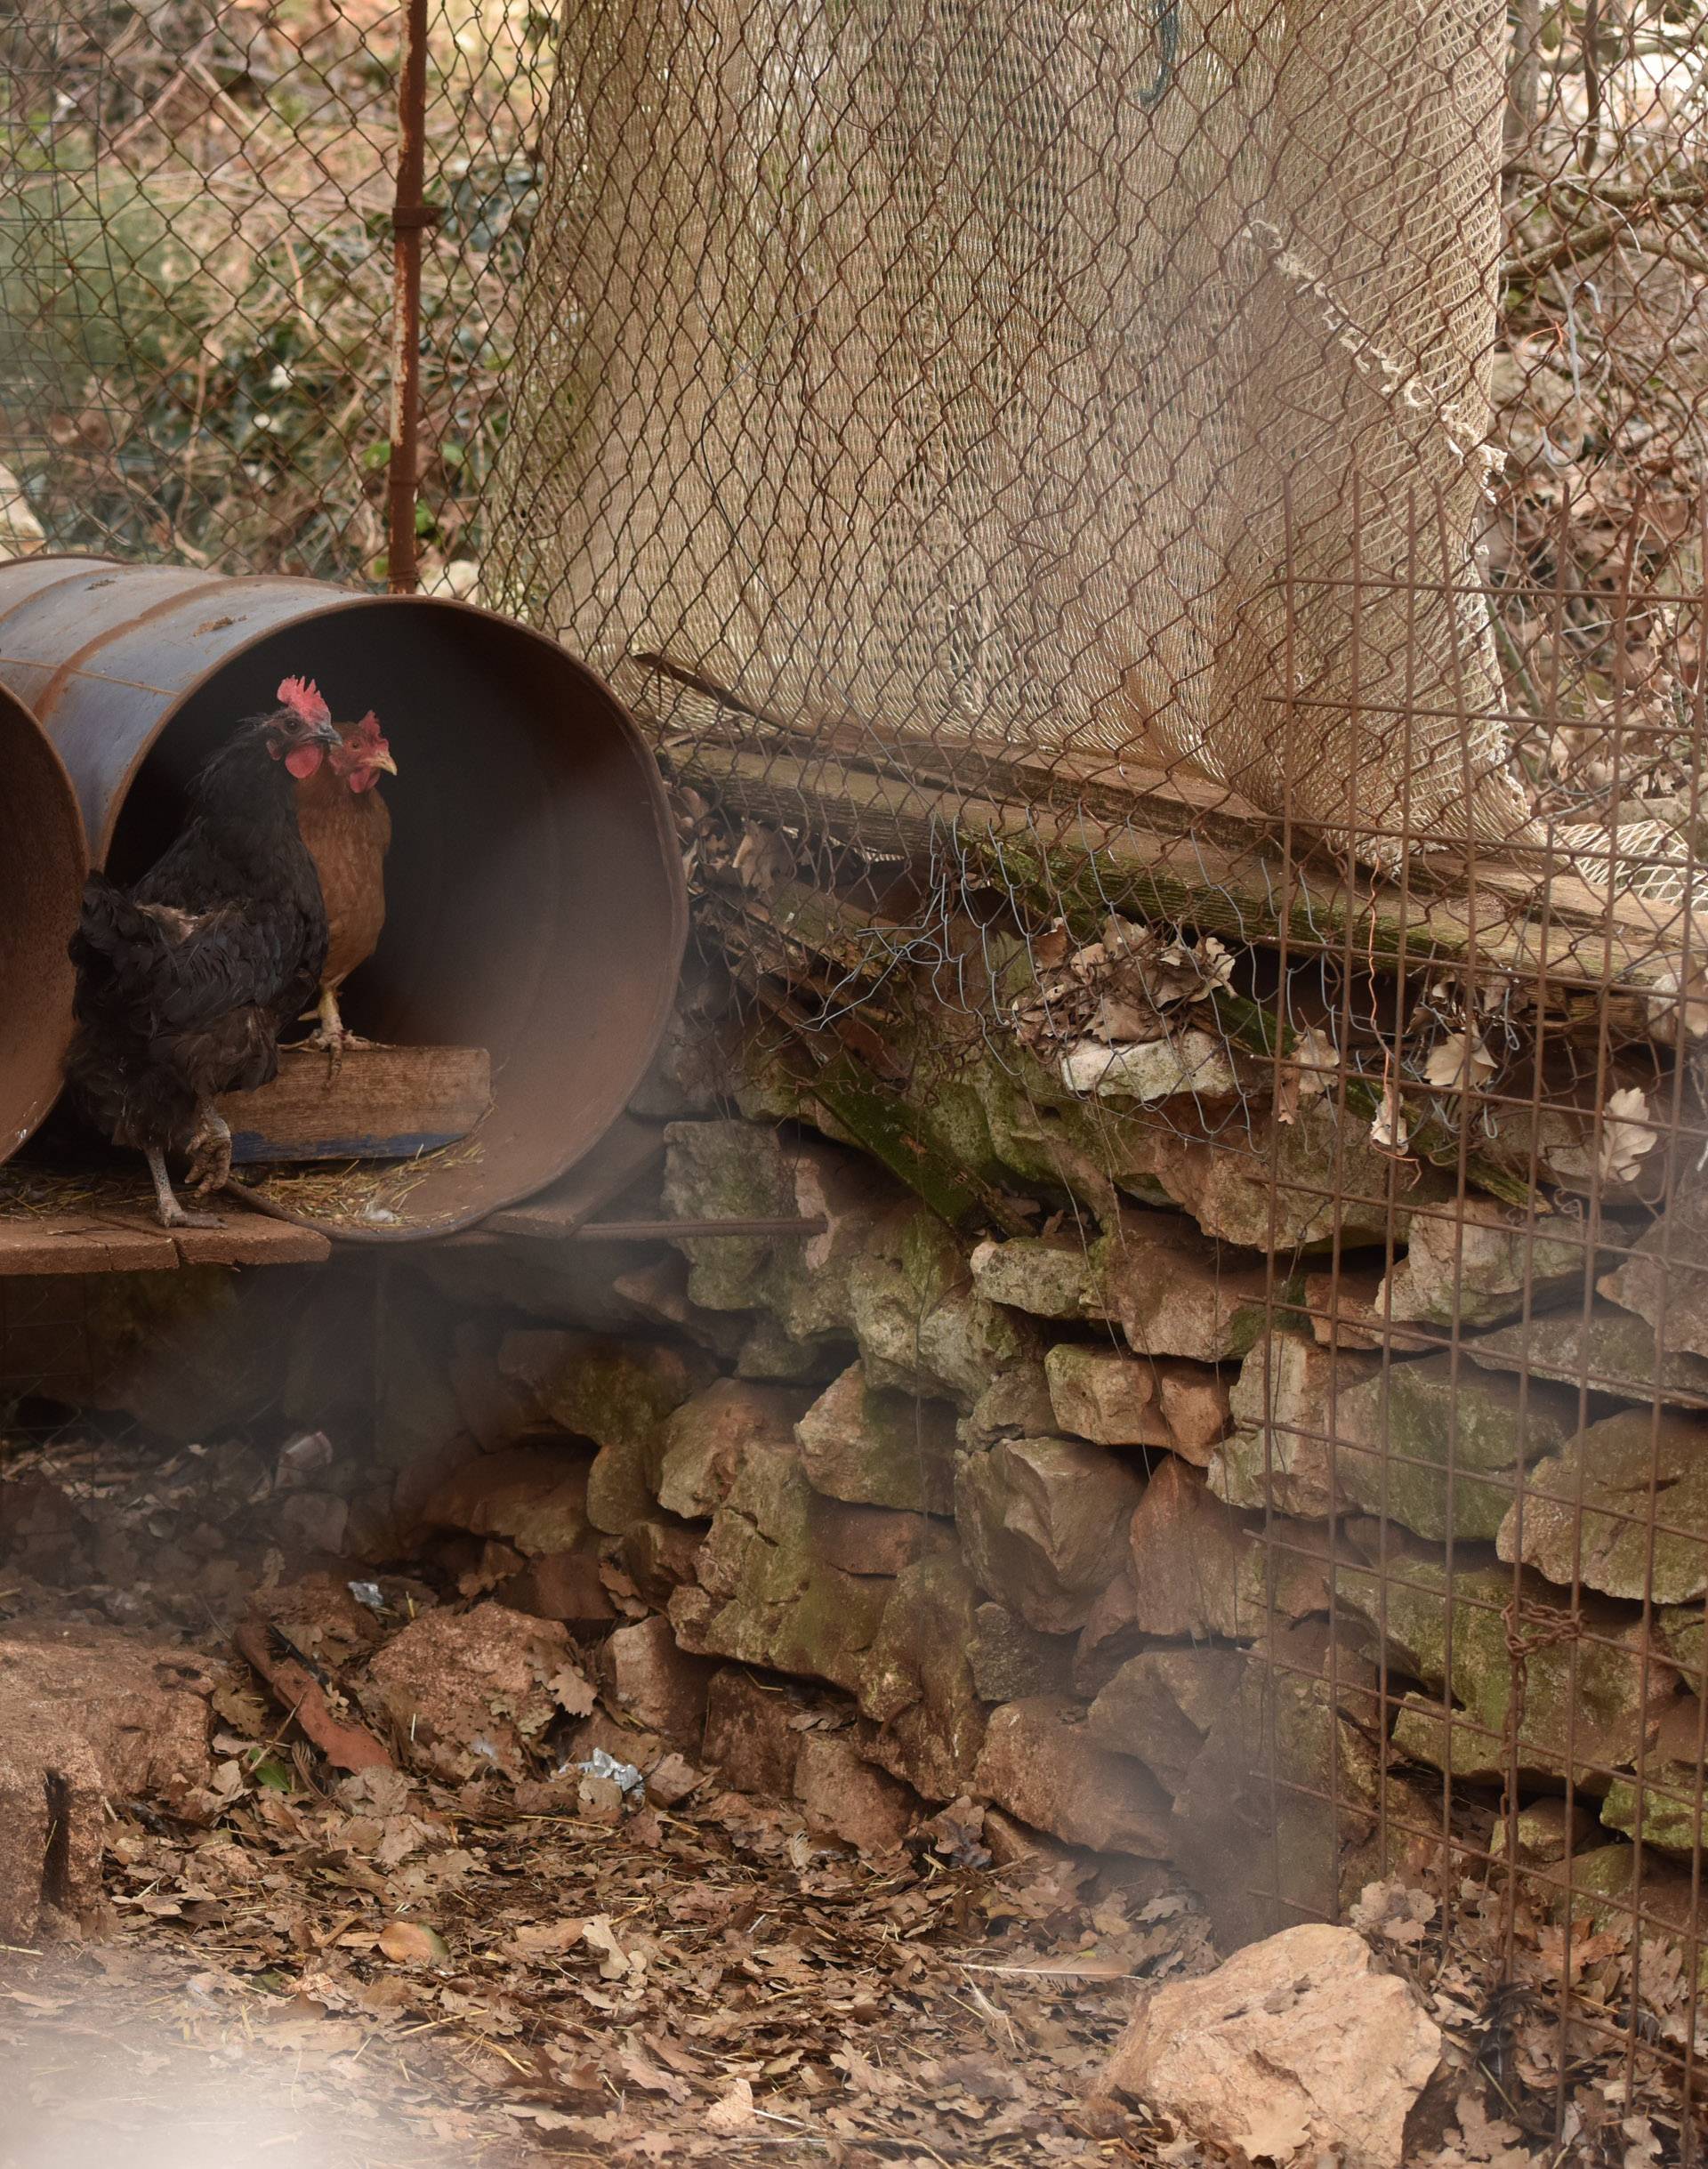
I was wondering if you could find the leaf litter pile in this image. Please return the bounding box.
[0,1415,1700,2167]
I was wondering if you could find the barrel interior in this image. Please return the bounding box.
[0,694,86,1165]
[104,600,685,1236]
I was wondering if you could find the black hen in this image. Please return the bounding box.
[67,679,340,1227]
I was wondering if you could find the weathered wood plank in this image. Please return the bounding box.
[479,1115,667,1238]
[221,1043,492,1164]
[0,1204,330,1274]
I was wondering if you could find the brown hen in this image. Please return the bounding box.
[294,709,397,1064]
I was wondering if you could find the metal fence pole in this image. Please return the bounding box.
[386,0,434,594]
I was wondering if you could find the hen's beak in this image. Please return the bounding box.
[310,719,341,748]
[370,749,399,776]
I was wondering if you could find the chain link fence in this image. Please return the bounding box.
[4,0,1708,2152]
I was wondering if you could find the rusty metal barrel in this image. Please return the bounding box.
[0,557,687,1240]
[0,683,87,1165]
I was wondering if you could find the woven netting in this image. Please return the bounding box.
[491,0,1538,872]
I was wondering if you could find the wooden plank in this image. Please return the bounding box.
[479,1115,668,1239]
[221,1043,491,1164]
[0,1200,331,1275]
[0,1213,180,1275]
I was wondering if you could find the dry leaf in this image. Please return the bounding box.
[1371,1076,1411,1154]
[1600,1085,1657,1184]
[1422,1028,1496,1092]
[705,2076,757,2133]
[376,1920,449,1966]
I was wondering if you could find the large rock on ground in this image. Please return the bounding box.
[418,1443,594,1557]
[702,1665,812,1796]
[1499,1407,1708,1603]
[973,1697,1173,1858]
[655,1378,815,1520]
[599,1617,714,1746]
[1104,1923,1442,2169]
[1332,1354,1580,1541]
[794,1362,959,1514]
[362,1604,592,1778]
[0,1630,220,1941]
[955,1436,1144,1633]
[794,1734,918,1853]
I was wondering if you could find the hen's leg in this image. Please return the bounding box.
[185,1108,232,1196]
[145,1145,222,1230]
[303,984,372,1079]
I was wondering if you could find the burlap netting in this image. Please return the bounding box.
[492,0,1538,872]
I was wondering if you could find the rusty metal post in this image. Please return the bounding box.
[386,0,433,595]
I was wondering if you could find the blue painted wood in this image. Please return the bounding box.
[228,1129,464,1165]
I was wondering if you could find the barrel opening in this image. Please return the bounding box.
[0,694,87,1163]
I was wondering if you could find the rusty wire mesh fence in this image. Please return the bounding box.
[5,0,1708,2152]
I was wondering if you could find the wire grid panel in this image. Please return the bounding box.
[0,0,550,585]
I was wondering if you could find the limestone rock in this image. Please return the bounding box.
[1103,1923,1442,2169]
[1333,1355,1580,1542]
[1339,1560,1681,1788]
[1058,1029,1235,1105]
[1094,1209,1277,1363]
[1599,1185,1708,1361]
[850,1209,1040,1408]
[758,1141,904,1354]
[600,1617,714,1746]
[0,1629,219,1941]
[795,1362,958,1514]
[1212,1334,1382,1519]
[1499,1407,1708,1603]
[498,1331,709,1447]
[973,1697,1174,1858]
[857,1559,988,1800]
[662,1119,796,1310]
[794,1734,917,1852]
[1044,1343,1169,1447]
[702,1666,811,1796]
[1468,1303,1708,1411]
[805,1493,947,1577]
[959,1363,1058,1447]
[1128,1456,1331,1641]
[1301,1264,1432,1351]
[1489,1796,1599,1866]
[735,1314,854,1383]
[1085,1649,1245,1794]
[656,1378,815,1520]
[363,1604,592,1779]
[617,1517,705,1608]
[498,1550,616,1626]
[1146,1100,1445,1254]
[1599,1705,1706,1856]
[955,1436,1144,1633]
[1379,1196,1591,1330]
[971,1236,1099,1321]
[418,1444,594,1558]
[1156,1363,1235,1461]
[670,1441,890,1694]
[969,1601,1077,1704]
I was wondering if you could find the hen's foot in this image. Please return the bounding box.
[145,1145,224,1230]
[185,1111,233,1197]
[300,988,372,1080]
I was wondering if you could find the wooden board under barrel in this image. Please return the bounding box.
[220,1044,492,1164]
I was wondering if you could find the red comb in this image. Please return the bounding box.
[277,676,331,727]
[354,709,383,741]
